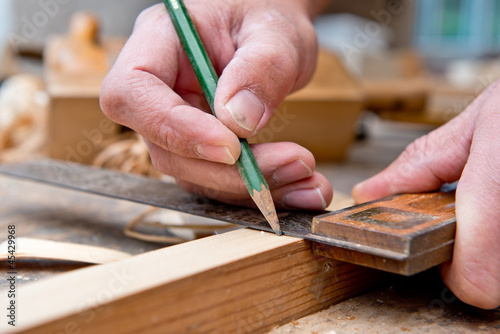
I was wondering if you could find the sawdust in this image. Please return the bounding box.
[269,270,500,334]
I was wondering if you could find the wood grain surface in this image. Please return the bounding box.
[5,229,383,334]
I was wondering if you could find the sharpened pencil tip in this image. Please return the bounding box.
[267,212,281,236]
[267,213,281,236]
[252,185,281,235]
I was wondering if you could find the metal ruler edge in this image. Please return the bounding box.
[0,159,408,261]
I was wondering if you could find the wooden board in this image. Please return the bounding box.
[3,229,385,334]
[0,237,131,264]
[312,190,456,275]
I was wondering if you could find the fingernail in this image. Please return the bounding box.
[284,188,327,210]
[225,89,265,132]
[272,160,313,186]
[196,144,236,165]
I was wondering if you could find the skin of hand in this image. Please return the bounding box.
[100,0,333,211]
[101,0,498,310]
[352,80,500,310]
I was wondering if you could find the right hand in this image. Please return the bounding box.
[100,0,333,210]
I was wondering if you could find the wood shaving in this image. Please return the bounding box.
[0,74,48,162]
[92,131,162,178]
[124,207,238,244]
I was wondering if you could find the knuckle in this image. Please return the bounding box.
[161,127,182,154]
[260,9,292,30]
[240,12,318,100]
[135,3,165,27]
[100,72,147,126]
[99,77,122,121]
[149,149,178,177]
[245,45,295,81]
[126,73,160,110]
[240,47,298,107]
[148,109,189,155]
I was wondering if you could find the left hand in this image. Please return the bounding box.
[352,80,500,310]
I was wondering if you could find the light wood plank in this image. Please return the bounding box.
[5,229,384,334]
[0,238,131,264]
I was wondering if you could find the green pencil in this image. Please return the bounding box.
[163,0,281,235]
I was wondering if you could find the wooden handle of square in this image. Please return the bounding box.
[311,190,456,275]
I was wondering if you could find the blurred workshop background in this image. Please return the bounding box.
[3,3,500,332]
[0,0,499,188]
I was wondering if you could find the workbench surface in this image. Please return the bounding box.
[0,115,498,333]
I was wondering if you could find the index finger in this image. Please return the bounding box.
[100,4,240,164]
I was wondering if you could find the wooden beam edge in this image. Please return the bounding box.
[4,229,386,334]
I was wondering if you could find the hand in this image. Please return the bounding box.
[100,0,332,210]
[352,80,500,309]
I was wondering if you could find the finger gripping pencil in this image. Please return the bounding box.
[163,0,281,235]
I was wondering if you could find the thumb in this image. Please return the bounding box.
[352,82,497,203]
[213,8,318,138]
[439,82,500,309]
